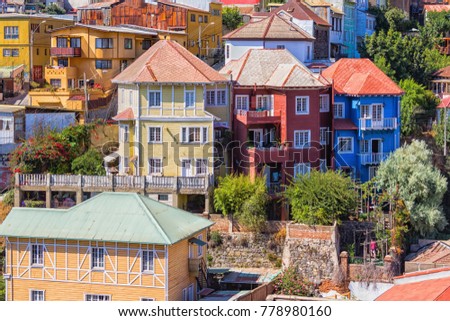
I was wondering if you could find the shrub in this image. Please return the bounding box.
[2,189,14,207]
[273,267,315,297]
[209,231,223,247]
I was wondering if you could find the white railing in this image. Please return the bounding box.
[146,176,174,189]
[178,176,206,189]
[19,174,47,186]
[51,174,79,186]
[114,176,144,189]
[360,153,386,165]
[82,175,110,188]
[235,109,280,117]
[359,118,397,130]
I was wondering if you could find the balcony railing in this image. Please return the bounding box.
[360,153,387,165]
[16,174,210,193]
[359,118,397,130]
[235,109,281,125]
[50,47,81,57]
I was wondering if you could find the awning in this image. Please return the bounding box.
[215,121,229,128]
[189,237,207,246]
[104,152,119,163]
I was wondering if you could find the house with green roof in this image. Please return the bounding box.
[0,192,213,301]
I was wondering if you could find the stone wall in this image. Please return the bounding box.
[209,214,287,233]
[282,223,340,280]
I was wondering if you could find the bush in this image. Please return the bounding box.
[2,189,14,207]
[23,200,45,208]
[273,267,315,297]
[209,231,223,247]
[71,148,106,175]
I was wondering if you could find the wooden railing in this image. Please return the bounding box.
[17,174,210,192]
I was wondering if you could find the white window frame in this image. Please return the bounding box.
[206,90,216,106]
[120,125,129,143]
[217,89,226,105]
[338,137,353,154]
[319,95,330,112]
[185,90,195,108]
[30,290,45,301]
[360,139,369,154]
[148,90,161,108]
[294,130,310,149]
[256,95,272,110]
[294,163,311,177]
[148,126,162,143]
[91,247,105,270]
[148,158,162,175]
[197,234,204,257]
[85,294,111,301]
[195,159,208,176]
[333,103,345,119]
[295,96,309,115]
[320,127,328,145]
[180,127,208,144]
[141,250,154,273]
[31,244,43,266]
[235,95,249,111]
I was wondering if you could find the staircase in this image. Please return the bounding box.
[196,257,214,298]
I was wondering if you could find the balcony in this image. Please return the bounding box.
[235,109,281,125]
[44,66,78,79]
[360,153,388,165]
[247,146,288,164]
[50,47,81,57]
[359,118,397,131]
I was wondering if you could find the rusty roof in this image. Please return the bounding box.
[220,0,260,4]
[78,1,118,9]
[424,4,450,12]
[322,58,404,96]
[113,40,228,84]
[408,241,450,265]
[223,13,314,40]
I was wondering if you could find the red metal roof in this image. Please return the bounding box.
[438,95,450,108]
[220,0,260,4]
[333,119,358,130]
[375,276,450,301]
[113,107,135,121]
[322,58,404,96]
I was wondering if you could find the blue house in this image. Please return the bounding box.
[322,58,404,182]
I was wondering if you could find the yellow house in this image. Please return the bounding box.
[28,24,161,122]
[0,13,74,81]
[0,192,213,301]
[112,40,231,213]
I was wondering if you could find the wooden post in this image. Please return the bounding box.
[76,174,83,204]
[45,173,51,208]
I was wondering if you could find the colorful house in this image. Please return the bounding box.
[221,48,331,220]
[28,24,160,122]
[0,192,213,301]
[322,58,403,182]
[0,13,74,81]
[112,40,231,213]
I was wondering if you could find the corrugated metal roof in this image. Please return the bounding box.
[51,23,158,36]
[0,192,213,245]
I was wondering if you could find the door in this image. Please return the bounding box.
[371,139,382,163]
[372,104,383,128]
[249,129,263,148]
[181,160,192,177]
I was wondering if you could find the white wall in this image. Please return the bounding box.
[291,18,314,39]
[118,84,139,117]
[172,0,217,12]
[265,41,313,63]
[225,40,264,64]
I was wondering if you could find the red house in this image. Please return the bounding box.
[220,49,331,220]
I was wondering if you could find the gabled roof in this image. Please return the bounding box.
[113,40,228,84]
[51,23,158,36]
[0,192,213,245]
[433,65,450,78]
[220,49,329,88]
[406,241,450,265]
[113,107,135,121]
[223,13,314,40]
[220,0,260,4]
[375,277,450,301]
[322,58,403,96]
[272,0,331,27]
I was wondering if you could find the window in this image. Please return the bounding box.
[226,45,230,59]
[320,127,328,145]
[95,60,112,69]
[191,14,196,22]
[294,163,310,176]
[277,45,285,49]
[70,38,81,48]
[31,244,43,265]
[141,250,154,273]
[295,96,309,114]
[148,90,161,108]
[3,48,19,57]
[197,234,204,256]
[212,35,216,42]
[196,159,207,175]
[124,38,132,49]
[294,130,310,148]
[235,95,249,111]
[85,294,110,301]
[361,105,370,118]
[50,79,61,88]
[36,48,39,55]
[142,39,151,50]
[204,15,208,23]
[207,89,226,105]
[319,95,329,112]
[257,95,271,109]
[206,90,215,105]
[78,79,84,88]
[30,290,44,301]
[369,166,378,180]
[4,26,18,39]
[141,298,155,301]
[45,48,47,55]
[57,58,68,67]
[120,125,129,143]
[307,46,310,60]
[217,90,226,105]
[148,127,162,143]
[91,247,104,269]
[31,23,40,33]
[181,127,208,143]
[148,158,162,174]
[185,90,195,108]
[95,38,113,49]
[182,285,194,301]
[68,79,75,89]
[338,137,353,153]
[320,159,327,172]
[199,15,203,23]
[56,37,67,48]
[333,103,344,118]
[158,194,169,201]
[360,139,369,153]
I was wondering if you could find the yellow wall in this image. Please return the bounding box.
[0,16,73,79]
[4,233,207,301]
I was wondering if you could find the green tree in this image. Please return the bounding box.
[71,148,106,176]
[399,78,439,137]
[385,7,408,32]
[41,3,65,14]
[376,140,448,237]
[222,6,243,31]
[214,174,268,230]
[284,170,356,225]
